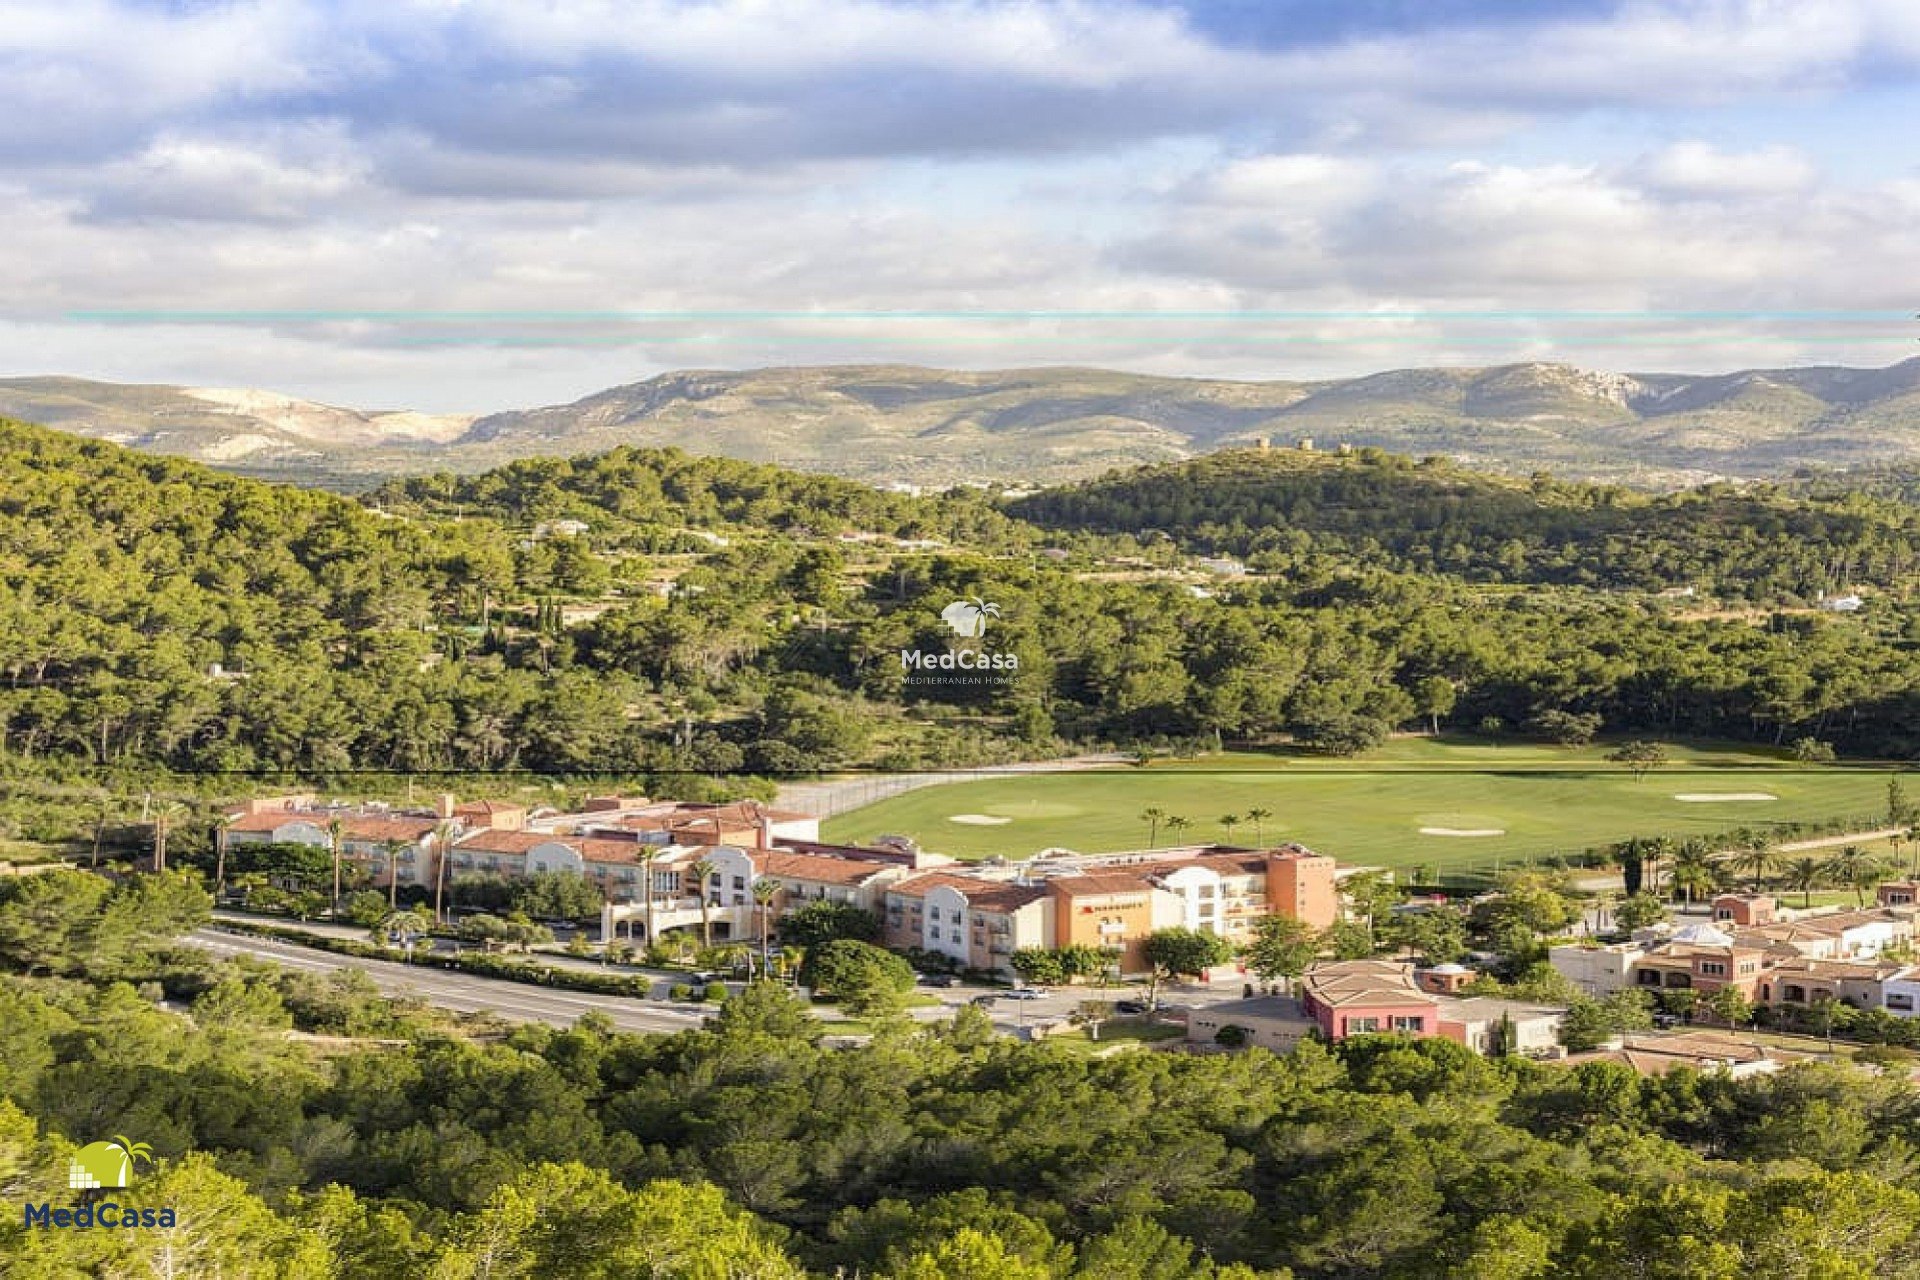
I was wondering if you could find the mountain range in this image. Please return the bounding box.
[4,357,1919,490]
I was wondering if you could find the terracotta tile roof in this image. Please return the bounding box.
[454,831,552,855]
[454,829,647,867]
[340,817,440,843]
[890,873,1049,913]
[1048,871,1158,898]
[454,800,526,816]
[1301,960,1438,1009]
[756,850,899,887]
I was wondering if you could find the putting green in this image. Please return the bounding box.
[823,740,1898,872]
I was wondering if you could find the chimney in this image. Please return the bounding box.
[437,793,456,819]
[754,803,775,850]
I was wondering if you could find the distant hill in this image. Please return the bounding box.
[5,357,1920,489]
[1008,448,1920,600]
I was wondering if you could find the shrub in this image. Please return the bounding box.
[703,982,729,1003]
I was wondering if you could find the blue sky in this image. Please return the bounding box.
[1,0,1918,410]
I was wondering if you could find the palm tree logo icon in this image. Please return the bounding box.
[68,1136,153,1190]
[939,596,1001,638]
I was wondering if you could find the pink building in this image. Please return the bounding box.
[1298,960,1440,1040]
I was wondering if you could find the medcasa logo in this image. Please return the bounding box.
[902,596,1019,683]
[23,1135,177,1230]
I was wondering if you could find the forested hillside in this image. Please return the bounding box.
[368,446,1034,550]
[2,418,1918,791]
[1010,449,1920,601]
[4,871,1920,1278]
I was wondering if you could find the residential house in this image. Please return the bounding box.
[1625,923,1772,999]
[1434,997,1566,1056]
[1299,960,1440,1040]
[1549,939,1645,997]
[1883,966,1920,1017]
[1712,893,1778,927]
[1739,907,1914,960]
[1761,956,1908,1012]
[1878,881,1919,908]
[1563,1031,1783,1079]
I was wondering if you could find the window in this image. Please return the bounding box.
[1390,1015,1424,1032]
[732,875,746,890]
[1888,994,1914,1011]
[1700,961,1726,976]
[1349,1017,1381,1033]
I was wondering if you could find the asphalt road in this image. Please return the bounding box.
[185,929,713,1035]
[187,926,1252,1041]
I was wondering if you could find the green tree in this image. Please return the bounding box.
[1606,740,1670,782]
[1141,927,1233,1006]
[1613,893,1667,932]
[1242,916,1319,992]
[778,900,881,949]
[804,939,917,1019]
[1705,984,1752,1030]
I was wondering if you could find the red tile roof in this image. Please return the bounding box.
[1048,871,1158,898]
[756,850,899,887]
[890,873,1050,913]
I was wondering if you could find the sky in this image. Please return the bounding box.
[2,0,1919,412]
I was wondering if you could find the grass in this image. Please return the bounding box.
[822,738,1903,875]
[1045,1021,1187,1056]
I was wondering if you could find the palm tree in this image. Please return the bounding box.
[638,847,659,947]
[1825,845,1885,908]
[1781,855,1825,908]
[1246,807,1274,846]
[1219,814,1241,843]
[1668,841,1718,908]
[1726,834,1777,892]
[1140,807,1166,847]
[431,820,457,925]
[327,817,346,917]
[751,877,782,973]
[689,856,718,948]
[382,839,408,909]
[1165,815,1192,844]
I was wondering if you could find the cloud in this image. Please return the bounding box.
[1,0,1917,406]
[1636,140,1818,197]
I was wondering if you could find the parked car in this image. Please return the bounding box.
[1115,999,1147,1015]
[690,970,722,984]
[917,973,961,987]
[1005,987,1047,1000]
[969,993,1001,1006]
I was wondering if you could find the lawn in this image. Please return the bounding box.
[822,738,1903,876]
[1043,1021,1187,1057]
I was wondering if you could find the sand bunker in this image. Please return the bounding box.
[1672,792,1778,802]
[949,814,1013,825]
[1419,827,1506,837]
